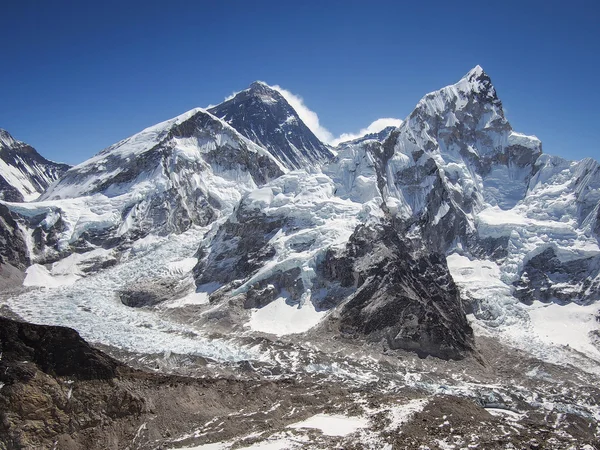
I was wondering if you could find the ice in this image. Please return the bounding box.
[247,294,328,336]
[524,301,600,361]
[446,253,518,325]
[166,257,198,276]
[3,227,266,363]
[386,399,429,430]
[432,202,450,225]
[22,247,115,288]
[175,438,300,450]
[23,264,80,288]
[228,172,368,301]
[0,158,40,201]
[448,250,600,372]
[162,291,210,309]
[171,443,226,450]
[485,408,525,420]
[288,413,368,436]
[236,440,299,450]
[40,107,285,202]
[245,187,274,209]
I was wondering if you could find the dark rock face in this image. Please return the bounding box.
[514,247,600,305]
[323,220,475,360]
[244,267,304,309]
[0,203,29,269]
[0,129,70,202]
[194,198,287,288]
[0,317,120,382]
[119,278,189,308]
[209,82,333,169]
[169,109,285,186]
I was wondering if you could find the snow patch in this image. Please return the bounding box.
[525,301,600,360]
[247,296,327,336]
[23,264,80,288]
[288,413,368,436]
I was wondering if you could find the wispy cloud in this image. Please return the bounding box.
[271,85,402,146]
[330,118,403,146]
[214,82,402,146]
[269,85,335,144]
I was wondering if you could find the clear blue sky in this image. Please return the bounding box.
[1,0,598,165]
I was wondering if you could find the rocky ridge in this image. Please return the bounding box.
[0,129,70,203]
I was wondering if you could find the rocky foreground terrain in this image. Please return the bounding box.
[1,315,599,449]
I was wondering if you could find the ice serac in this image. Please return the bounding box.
[0,129,70,202]
[7,109,285,263]
[208,81,334,170]
[193,150,474,358]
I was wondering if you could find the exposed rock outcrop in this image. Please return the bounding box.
[323,220,475,360]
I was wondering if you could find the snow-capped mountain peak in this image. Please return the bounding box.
[208,81,334,169]
[0,129,19,148]
[0,129,70,202]
[3,68,600,381]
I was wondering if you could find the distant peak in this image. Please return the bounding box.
[247,80,277,95]
[0,128,19,148]
[249,80,269,88]
[466,65,485,78]
[461,65,493,87]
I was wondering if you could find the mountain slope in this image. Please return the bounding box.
[2,66,599,366]
[5,109,285,263]
[0,129,70,202]
[192,66,600,362]
[208,81,334,170]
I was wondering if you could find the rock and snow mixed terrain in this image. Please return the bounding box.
[0,129,70,202]
[1,67,600,449]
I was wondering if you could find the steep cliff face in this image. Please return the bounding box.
[209,81,333,170]
[375,66,541,254]
[323,221,474,360]
[0,129,70,202]
[0,203,29,269]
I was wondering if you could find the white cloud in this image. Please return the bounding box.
[271,85,402,146]
[213,82,403,147]
[224,91,241,102]
[330,118,403,146]
[269,84,335,144]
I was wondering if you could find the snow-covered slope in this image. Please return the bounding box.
[0,129,70,202]
[5,109,285,263]
[208,81,334,170]
[335,125,398,147]
[377,66,542,253]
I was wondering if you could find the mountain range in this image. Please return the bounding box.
[1,66,599,448]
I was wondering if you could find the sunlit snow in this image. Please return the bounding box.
[248,295,328,336]
[288,413,368,436]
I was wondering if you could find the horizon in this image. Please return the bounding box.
[1,0,598,165]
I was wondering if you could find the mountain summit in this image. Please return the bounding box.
[208,81,333,169]
[0,129,70,202]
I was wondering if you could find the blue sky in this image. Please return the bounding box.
[1,0,598,165]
